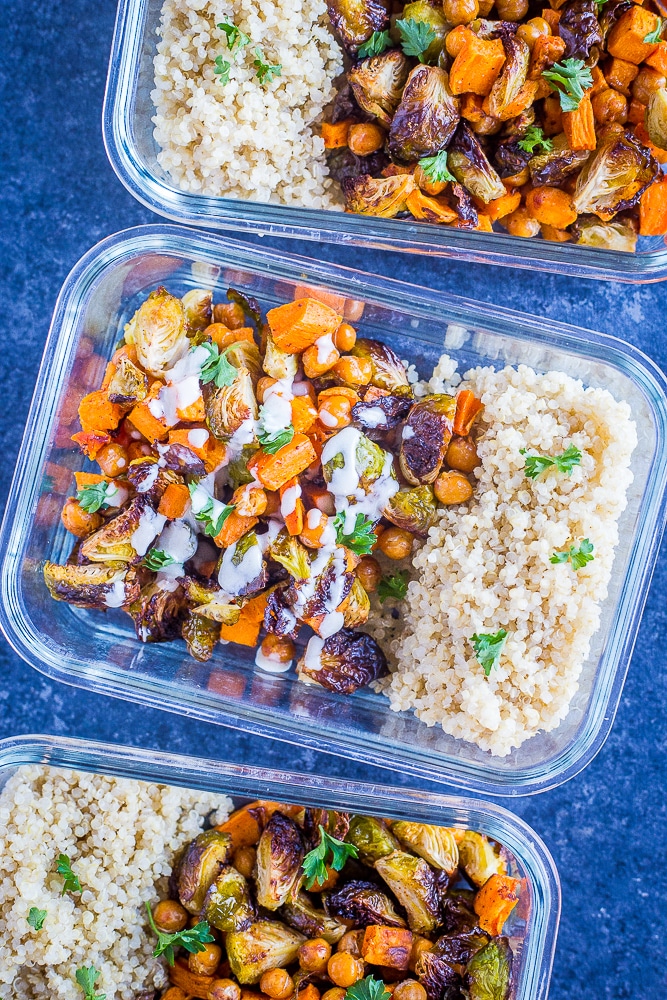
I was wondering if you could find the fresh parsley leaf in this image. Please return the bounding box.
[346,976,392,1000]
[542,58,594,112]
[76,481,117,513]
[142,548,177,572]
[218,20,251,53]
[302,825,359,889]
[253,47,282,85]
[471,629,508,677]
[258,424,295,455]
[521,444,582,479]
[28,907,47,930]
[214,55,231,85]
[188,483,235,538]
[378,571,409,603]
[396,18,436,62]
[418,150,455,183]
[550,538,595,571]
[333,511,376,556]
[75,966,106,1000]
[146,902,214,966]
[198,341,237,388]
[358,30,394,58]
[56,854,82,895]
[644,18,664,43]
[517,125,554,155]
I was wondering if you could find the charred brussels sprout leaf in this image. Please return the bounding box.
[415,951,463,1000]
[81,497,164,564]
[128,287,189,378]
[440,891,480,936]
[341,576,371,628]
[485,34,530,121]
[571,213,638,250]
[342,173,416,217]
[227,287,262,327]
[182,575,242,624]
[572,127,658,218]
[107,356,149,405]
[128,581,185,643]
[494,138,532,180]
[297,629,388,694]
[226,920,306,984]
[325,879,407,927]
[392,822,459,873]
[375,850,440,934]
[161,442,207,476]
[182,288,213,332]
[558,0,603,61]
[270,530,311,581]
[350,339,413,397]
[388,66,461,163]
[255,811,304,910]
[182,610,221,661]
[433,929,489,966]
[43,562,139,610]
[346,815,400,863]
[383,486,438,537]
[399,395,456,486]
[283,891,348,943]
[458,831,505,888]
[204,366,258,440]
[201,865,255,932]
[177,829,233,915]
[348,49,410,126]
[448,124,506,204]
[598,0,632,39]
[327,0,390,51]
[450,182,479,227]
[528,132,591,186]
[464,938,512,1000]
[352,394,412,431]
[647,89,667,151]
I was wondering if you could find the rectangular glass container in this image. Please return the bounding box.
[2,224,666,796]
[103,0,667,283]
[0,732,560,1000]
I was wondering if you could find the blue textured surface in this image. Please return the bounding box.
[1,3,666,998]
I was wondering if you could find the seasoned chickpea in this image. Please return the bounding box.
[408,936,433,973]
[591,87,628,124]
[260,968,295,999]
[232,844,256,879]
[632,66,666,105]
[333,356,373,386]
[434,471,474,504]
[299,985,321,1000]
[61,498,103,537]
[348,123,385,156]
[392,983,427,1000]
[333,323,357,352]
[446,436,479,474]
[97,441,129,477]
[322,990,347,1000]
[127,440,153,462]
[213,301,246,328]
[299,938,332,974]
[445,24,469,57]
[442,0,479,25]
[499,206,541,238]
[257,376,278,403]
[209,981,242,1000]
[163,989,189,1000]
[318,394,352,430]
[327,952,365,988]
[516,16,550,48]
[233,483,268,517]
[153,898,188,934]
[337,930,365,957]
[378,526,414,561]
[189,942,222,976]
[260,634,296,665]
[356,555,382,592]
[494,0,528,19]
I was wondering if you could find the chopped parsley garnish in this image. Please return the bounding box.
[56,853,82,895]
[218,20,251,54]
[146,902,214,966]
[542,59,594,112]
[198,341,238,388]
[258,424,295,455]
[418,150,456,183]
[644,18,664,44]
[333,511,377,556]
[76,481,117,513]
[521,444,582,479]
[302,825,359,889]
[358,30,394,58]
[142,548,177,572]
[27,907,47,930]
[76,966,106,1000]
[471,629,508,677]
[517,125,554,155]
[214,55,231,85]
[253,47,282,85]
[188,484,235,538]
[378,571,409,603]
[550,538,595,571]
[346,976,392,1000]
[396,18,436,62]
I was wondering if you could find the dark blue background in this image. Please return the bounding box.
[1,3,665,998]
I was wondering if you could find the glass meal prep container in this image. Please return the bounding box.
[0,732,561,1000]
[103,0,667,284]
[2,224,667,798]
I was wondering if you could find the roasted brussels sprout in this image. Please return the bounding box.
[204,366,258,440]
[388,66,460,163]
[297,629,388,694]
[177,829,233,915]
[282,891,348,943]
[303,808,351,848]
[448,125,506,204]
[342,173,416,218]
[464,938,512,1000]
[160,441,207,476]
[227,287,262,327]
[433,930,489,966]
[225,340,263,386]
[558,0,603,62]
[182,609,221,661]
[375,850,441,934]
[392,822,459,874]
[415,950,462,1000]
[293,551,355,636]
[107,356,149,406]
[440,891,481,936]
[182,288,213,332]
[126,287,189,378]
[400,2,449,63]
[399,395,456,486]
[325,879,407,927]
[341,577,371,628]
[647,89,667,151]
[528,132,591,187]
[226,447,258,489]
[227,920,306,984]
[81,496,165,564]
[125,460,176,505]
[572,126,659,218]
[328,147,391,185]
[182,575,242,625]
[201,865,255,932]
[255,811,304,910]
[322,427,394,499]
[128,580,185,643]
[383,486,438,537]
[327,0,390,51]
[352,393,412,431]
[263,329,299,381]
[458,832,505,888]
[263,585,300,638]
[43,561,140,610]
[351,339,413,398]
[494,139,532,180]
[269,531,311,581]
[571,214,638,251]
[347,815,400,863]
[450,182,479,227]
[484,34,530,122]
[348,49,410,126]
[218,532,267,598]
[598,0,632,39]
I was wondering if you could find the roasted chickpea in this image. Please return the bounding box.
[356,555,382,592]
[516,16,550,48]
[333,323,357,352]
[327,952,365,988]
[189,942,222,976]
[213,301,246,328]
[333,356,373,386]
[260,634,296,665]
[257,376,278,403]
[591,87,628,124]
[445,24,469,57]
[337,930,365,957]
[348,123,385,155]
[378,526,414,561]
[632,65,666,105]
[434,471,474,504]
[163,989,189,1000]
[61,498,103,537]
[318,394,352,430]
[299,938,332,974]
[299,985,322,1000]
[153,898,188,934]
[232,845,257,879]
[303,342,340,379]
[499,206,541,238]
[97,441,129,477]
[408,936,433,973]
[260,969,295,999]
[392,983,427,1000]
[414,163,447,196]
[477,0,495,13]
[127,440,153,462]
[322,990,347,1000]
[233,483,268,517]
[209,980,242,1000]
[494,0,528,19]
[446,436,479,474]
[442,0,479,25]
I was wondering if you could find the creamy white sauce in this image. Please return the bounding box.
[254,647,293,674]
[189,482,228,536]
[103,579,127,608]
[131,507,167,557]
[303,635,325,672]
[360,406,387,428]
[156,519,197,566]
[306,508,323,530]
[156,574,180,592]
[135,463,159,493]
[292,381,311,397]
[188,427,210,449]
[259,391,293,435]
[319,609,344,638]
[281,483,301,519]
[315,333,336,365]
[152,345,209,426]
[218,536,263,596]
[318,408,339,429]
[226,418,258,461]
[322,426,364,498]
[402,425,415,440]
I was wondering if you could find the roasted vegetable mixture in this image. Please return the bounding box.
[149,799,522,1000]
[44,285,483,692]
[321,0,667,247]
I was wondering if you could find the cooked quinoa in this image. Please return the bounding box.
[379,350,637,758]
[151,0,344,207]
[0,766,232,999]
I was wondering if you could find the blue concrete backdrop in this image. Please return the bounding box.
[1,3,665,998]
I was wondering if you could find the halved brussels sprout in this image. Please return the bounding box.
[352,394,412,430]
[647,89,667,151]
[433,929,489,967]
[270,531,311,581]
[571,214,638,251]
[161,442,206,476]
[204,366,258,440]
[528,132,591,187]
[494,139,531,180]
[484,34,530,121]
[322,427,392,498]
[598,0,632,40]
[415,951,462,1000]
[572,126,658,219]
[182,288,213,332]
[263,586,300,638]
[43,561,139,610]
[255,812,304,910]
[263,329,299,381]
[342,173,416,218]
[392,822,459,874]
[346,815,400,863]
[128,580,185,643]
[181,574,242,624]
[399,395,456,486]
[464,938,512,1000]
[400,2,448,63]
[327,0,390,51]
[201,865,255,932]
[383,486,438,537]
[458,831,505,888]
[219,531,267,598]
[350,339,413,398]
[375,850,440,934]
[297,629,388,694]
[226,340,263,386]
[129,287,189,378]
[81,497,165,564]
[388,66,460,163]
[558,0,603,61]
[226,447,259,490]
[448,124,506,204]
[340,577,371,628]
[177,829,233,914]
[349,49,410,126]
[182,609,221,661]
[440,891,481,936]
[303,808,351,848]
[226,920,306,985]
[292,551,355,635]
[126,460,177,505]
[107,356,149,406]
[283,891,348,943]
[325,878,407,927]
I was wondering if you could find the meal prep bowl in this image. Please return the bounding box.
[103,0,667,284]
[2,224,666,796]
[0,732,560,999]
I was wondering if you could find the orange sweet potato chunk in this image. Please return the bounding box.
[267,298,342,353]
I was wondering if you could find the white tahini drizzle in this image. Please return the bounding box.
[254,647,293,674]
[303,635,325,672]
[188,427,210,449]
[359,406,387,428]
[149,345,209,427]
[218,536,263,596]
[103,579,127,608]
[281,482,302,519]
[131,506,167,557]
[154,519,197,578]
[135,463,159,493]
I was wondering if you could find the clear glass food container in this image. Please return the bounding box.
[1,224,666,797]
[103,0,667,284]
[0,732,560,1000]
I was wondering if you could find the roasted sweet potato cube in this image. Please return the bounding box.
[607,6,662,64]
[473,873,521,936]
[78,390,123,434]
[361,926,413,970]
[248,434,317,491]
[267,298,342,353]
[449,35,506,96]
[647,42,667,75]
